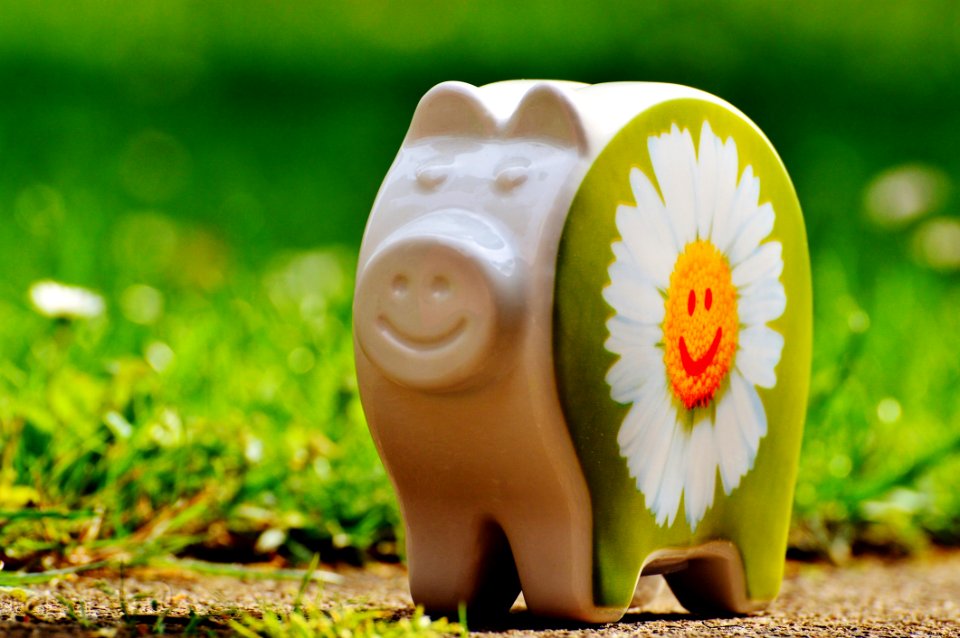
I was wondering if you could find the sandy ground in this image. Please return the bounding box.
[0,553,958,636]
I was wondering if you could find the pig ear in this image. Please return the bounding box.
[505,83,587,155]
[405,81,497,143]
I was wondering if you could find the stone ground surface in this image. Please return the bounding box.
[0,553,958,636]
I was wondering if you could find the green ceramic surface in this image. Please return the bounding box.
[554,98,812,608]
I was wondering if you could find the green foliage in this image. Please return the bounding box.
[231,605,462,638]
[0,217,397,567]
[793,221,960,559]
[0,1,957,569]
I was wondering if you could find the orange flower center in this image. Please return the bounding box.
[662,240,738,410]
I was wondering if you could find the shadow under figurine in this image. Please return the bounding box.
[353,80,811,623]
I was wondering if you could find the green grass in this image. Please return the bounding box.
[0,1,958,580]
[7,570,461,637]
[0,233,398,571]
[231,605,462,638]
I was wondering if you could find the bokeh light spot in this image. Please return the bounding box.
[121,284,164,325]
[829,454,853,479]
[864,164,949,228]
[877,397,902,424]
[287,347,316,375]
[847,309,870,334]
[911,217,960,271]
[146,341,175,373]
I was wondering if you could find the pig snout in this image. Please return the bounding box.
[354,210,524,392]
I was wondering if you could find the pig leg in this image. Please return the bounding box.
[505,511,624,623]
[405,510,521,620]
[663,541,769,615]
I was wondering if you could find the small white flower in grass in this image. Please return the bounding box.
[245,436,264,463]
[29,280,105,319]
[604,121,786,530]
[254,527,287,553]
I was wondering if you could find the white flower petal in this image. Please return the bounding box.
[728,203,773,267]
[732,241,783,289]
[627,172,677,261]
[615,203,676,290]
[603,262,665,324]
[648,126,697,246]
[618,375,676,464]
[605,342,662,367]
[605,316,661,351]
[605,344,661,385]
[738,277,787,325]
[629,168,670,228]
[611,240,631,264]
[616,206,677,289]
[737,325,784,389]
[605,321,663,358]
[730,166,761,226]
[653,423,687,527]
[618,374,670,451]
[695,122,719,240]
[626,393,676,502]
[707,134,740,246]
[608,351,663,404]
[714,388,750,494]
[628,168,681,253]
[729,370,768,458]
[684,412,717,528]
[617,405,647,457]
[605,349,662,402]
[713,165,759,254]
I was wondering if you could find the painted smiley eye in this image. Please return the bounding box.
[687,289,696,316]
[705,288,713,311]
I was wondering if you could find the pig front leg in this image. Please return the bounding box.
[503,506,625,623]
[405,504,521,620]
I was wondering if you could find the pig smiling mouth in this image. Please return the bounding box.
[377,315,468,351]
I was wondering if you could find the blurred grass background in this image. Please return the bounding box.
[1,1,959,573]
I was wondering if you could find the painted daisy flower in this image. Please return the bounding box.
[603,121,786,530]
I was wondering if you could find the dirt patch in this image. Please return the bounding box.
[0,554,958,636]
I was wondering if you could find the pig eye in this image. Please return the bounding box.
[495,165,528,192]
[415,165,448,190]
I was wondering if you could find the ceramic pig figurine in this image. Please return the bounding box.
[354,80,811,623]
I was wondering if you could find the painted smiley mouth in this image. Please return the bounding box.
[679,328,722,377]
[377,315,467,352]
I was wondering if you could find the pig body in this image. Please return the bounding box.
[354,81,811,622]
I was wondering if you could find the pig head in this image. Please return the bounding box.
[353,82,618,621]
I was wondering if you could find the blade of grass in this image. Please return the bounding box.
[0,509,95,522]
[458,601,469,637]
[150,556,342,584]
[0,560,114,586]
[293,552,319,615]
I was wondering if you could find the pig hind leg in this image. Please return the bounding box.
[662,541,769,615]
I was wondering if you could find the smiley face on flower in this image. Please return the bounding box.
[662,240,739,410]
[603,121,786,530]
